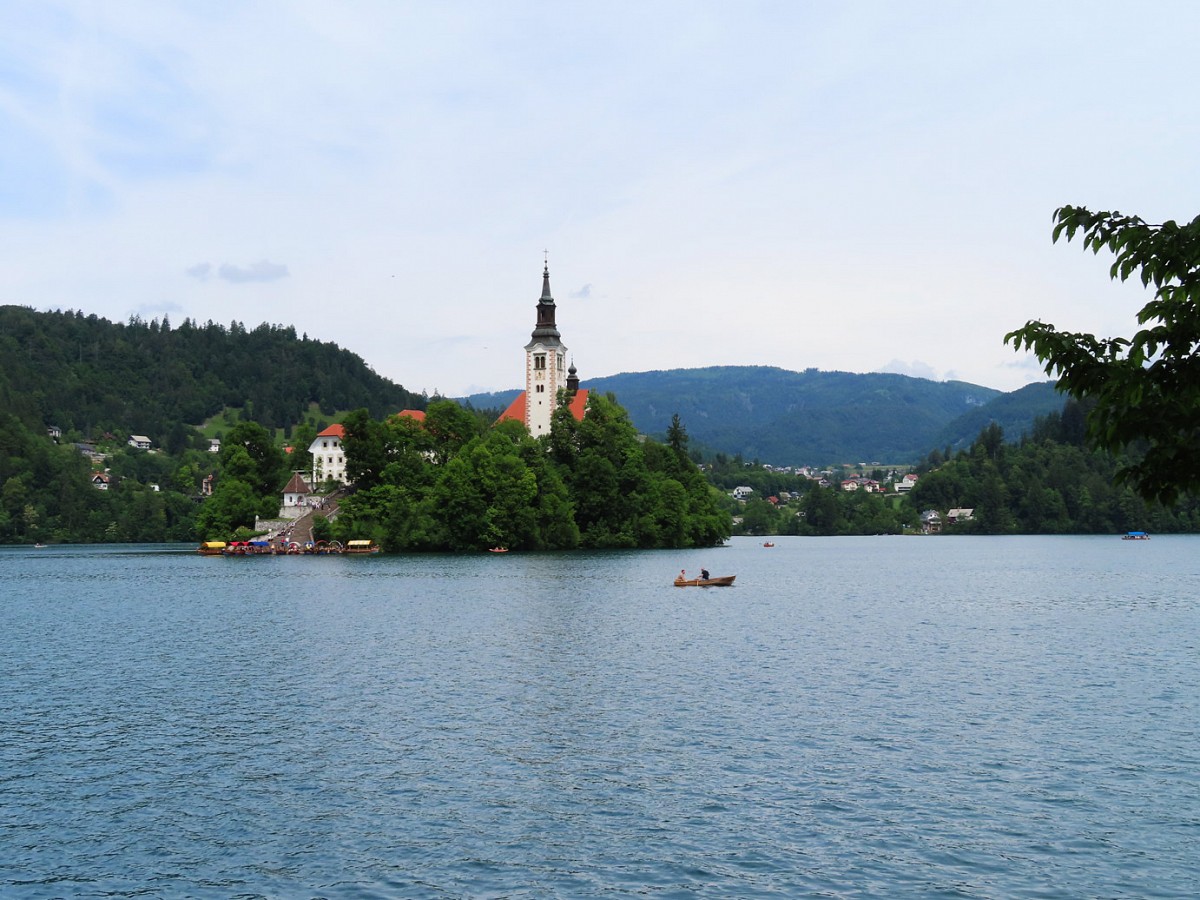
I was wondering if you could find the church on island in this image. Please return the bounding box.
[306,262,587,485]
[495,261,589,436]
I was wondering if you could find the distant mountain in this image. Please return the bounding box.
[934,381,1064,452]
[465,366,1063,465]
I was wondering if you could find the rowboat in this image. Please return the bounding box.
[1122,531,1150,540]
[221,540,272,555]
[674,575,736,587]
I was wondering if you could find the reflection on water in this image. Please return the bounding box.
[2,536,1198,897]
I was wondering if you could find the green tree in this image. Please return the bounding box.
[1006,206,1200,503]
[424,400,484,465]
[800,485,843,534]
[666,413,688,456]
[222,421,286,498]
[341,408,390,489]
[739,498,779,535]
[195,477,260,538]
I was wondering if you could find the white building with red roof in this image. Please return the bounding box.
[281,472,312,514]
[496,261,588,435]
[308,423,346,485]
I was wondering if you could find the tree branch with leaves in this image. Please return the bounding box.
[1006,205,1200,504]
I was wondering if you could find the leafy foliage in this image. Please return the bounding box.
[0,412,201,544]
[0,306,423,441]
[1006,206,1200,503]
[705,455,916,536]
[0,307,430,544]
[908,404,1200,534]
[331,394,731,552]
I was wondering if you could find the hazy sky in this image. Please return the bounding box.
[4,2,1200,397]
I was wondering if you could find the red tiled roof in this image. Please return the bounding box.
[495,389,588,426]
[396,409,426,422]
[317,424,345,438]
[283,472,311,494]
[567,389,589,420]
[496,392,527,424]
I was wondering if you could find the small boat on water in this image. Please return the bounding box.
[1122,531,1150,540]
[762,541,775,548]
[345,539,381,555]
[674,574,736,587]
[304,540,344,555]
[198,541,227,555]
[489,547,509,553]
[221,540,273,556]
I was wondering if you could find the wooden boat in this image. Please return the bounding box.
[1122,531,1150,540]
[221,540,272,556]
[197,541,227,555]
[489,547,509,553]
[674,575,736,587]
[345,539,381,555]
[762,541,775,547]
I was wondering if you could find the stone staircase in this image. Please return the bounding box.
[266,490,344,545]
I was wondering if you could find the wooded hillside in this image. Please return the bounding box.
[467,367,1065,465]
[0,306,424,446]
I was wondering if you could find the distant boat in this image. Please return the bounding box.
[489,547,509,553]
[674,574,736,587]
[1122,531,1150,540]
[762,541,775,548]
[345,539,381,555]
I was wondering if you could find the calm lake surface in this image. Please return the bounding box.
[2,536,1198,899]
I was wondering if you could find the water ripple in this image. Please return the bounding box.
[1,537,1198,897]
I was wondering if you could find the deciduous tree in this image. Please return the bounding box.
[1006,206,1200,503]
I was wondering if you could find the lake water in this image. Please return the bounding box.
[2,536,1198,898]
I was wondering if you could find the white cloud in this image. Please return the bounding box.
[876,360,941,382]
[217,261,290,284]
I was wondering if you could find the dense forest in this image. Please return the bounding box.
[0,305,424,442]
[0,411,201,543]
[320,396,731,551]
[906,401,1200,534]
[0,306,424,545]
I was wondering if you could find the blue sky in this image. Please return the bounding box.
[3,1,1200,397]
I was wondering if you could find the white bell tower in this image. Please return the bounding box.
[523,260,567,436]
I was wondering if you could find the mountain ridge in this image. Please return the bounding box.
[0,306,1062,466]
[465,366,1063,465]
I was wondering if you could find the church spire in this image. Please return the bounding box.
[531,256,560,341]
[540,258,553,304]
